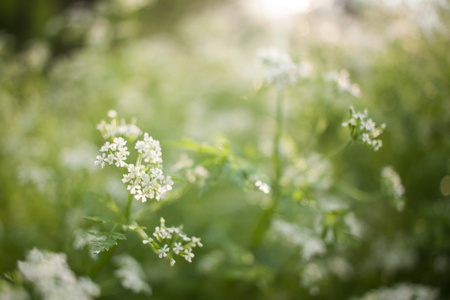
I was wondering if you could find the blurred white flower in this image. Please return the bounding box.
[258,48,312,90]
[113,254,152,295]
[17,248,100,300]
[381,166,406,211]
[353,283,439,300]
[325,70,361,97]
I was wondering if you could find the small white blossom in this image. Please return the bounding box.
[192,236,203,247]
[342,106,385,151]
[183,248,195,263]
[255,180,270,194]
[173,242,184,254]
[107,110,117,118]
[146,218,202,266]
[94,153,106,168]
[158,244,170,258]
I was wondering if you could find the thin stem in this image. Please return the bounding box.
[325,138,353,159]
[271,88,284,212]
[90,194,133,279]
[125,194,133,224]
[252,88,284,247]
[88,244,118,278]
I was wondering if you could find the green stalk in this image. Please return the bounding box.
[271,88,284,212]
[252,89,284,247]
[90,195,134,278]
[125,193,134,224]
[88,244,118,278]
[325,138,353,159]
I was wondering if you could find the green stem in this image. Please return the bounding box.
[88,244,118,278]
[125,194,133,224]
[325,138,353,159]
[271,88,284,213]
[90,195,133,279]
[252,88,284,247]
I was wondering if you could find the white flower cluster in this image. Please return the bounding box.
[96,110,142,141]
[17,248,100,300]
[143,218,203,266]
[95,111,174,202]
[113,254,152,296]
[95,137,130,168]
[381,166,406,211]
[258,48,312,90]
[342,106,386,151]
[325,70,361,97]
[352,283,439,300]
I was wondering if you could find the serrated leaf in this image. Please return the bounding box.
[88,231,126,254]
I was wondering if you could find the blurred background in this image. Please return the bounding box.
[1,0,450,299]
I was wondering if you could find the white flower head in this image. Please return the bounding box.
[146,218,203,266]
[342,106,385,151]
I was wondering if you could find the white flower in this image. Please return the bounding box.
[173,242,184,255]
[183,248,195,263]
[342,106,385,151]
[158,244,169,258]
[255,180,270,194]
[192,236,203,247]
[148,218,202,265]
[95,153,106,168]
[107,110,117,118]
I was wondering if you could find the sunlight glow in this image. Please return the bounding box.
[248,0,313,19]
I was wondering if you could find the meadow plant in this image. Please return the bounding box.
[17,248,100,300]
[3,1,448,296]
[89,110,202,268]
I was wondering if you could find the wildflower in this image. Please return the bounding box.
[183,248,195,263]
[144,218,203,266]
[325,69,361,97]
[95,111,173,202]
[192,236,203,247]
[342,106,386,151]
[173,242,184,254]
[17,248,100,300]
[258,48,312,90]
[158,244,169,258]
[255,180,270,194]
[113,254,152,295]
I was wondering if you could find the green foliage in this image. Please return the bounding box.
[87,231,127,254]
[1,0,449,299]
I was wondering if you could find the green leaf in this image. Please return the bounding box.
[88,231,126,254]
